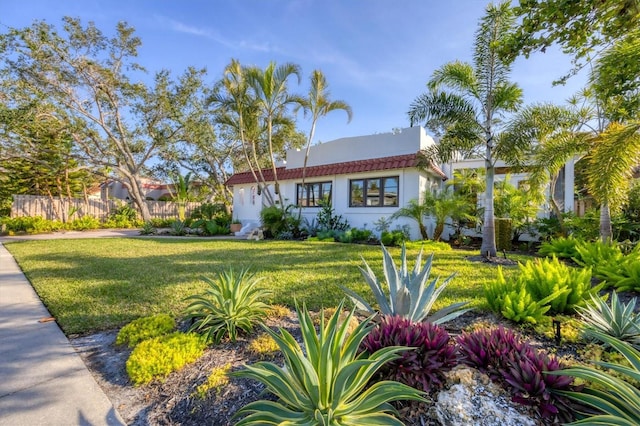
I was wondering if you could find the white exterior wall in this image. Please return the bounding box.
[231,168,436,241]
[286,126,436,168]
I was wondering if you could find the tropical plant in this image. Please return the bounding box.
[183,268,271,344]
[518,256,599,314]
[361,315,457,392]
[548,330,640,426]
[573,240,624,271]
[423,190,474,241]
[408,2,525,257]
[484,268,554,325]
[245,61,305,207]
[260,204,301,239]
[457,326,576,421]
[170,172,196,220]
[139,221,155,235]
[538,236,582,260]
[315,200,349,232]
[576,292,640,348]
[232,301,426,425]
[341,243,470,324]
[390,198,431,240]
[597,251,640,292]
[170,219,186,236]
[296,70,352,219]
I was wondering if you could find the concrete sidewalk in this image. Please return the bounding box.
[0,242,124,426]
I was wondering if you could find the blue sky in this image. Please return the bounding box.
[2,0,588,144]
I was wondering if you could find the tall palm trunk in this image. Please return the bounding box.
[599,202,612,242]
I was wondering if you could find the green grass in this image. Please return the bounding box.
[5,238,529,335]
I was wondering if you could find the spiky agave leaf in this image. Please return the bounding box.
[232,300,426,425]
[343,244,470,324]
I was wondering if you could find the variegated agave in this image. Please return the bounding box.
[342,243,471,324]
[232,300,426,425]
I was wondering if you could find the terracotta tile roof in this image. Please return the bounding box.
[225,153,447,186]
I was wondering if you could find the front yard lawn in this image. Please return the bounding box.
[5,238,528,335]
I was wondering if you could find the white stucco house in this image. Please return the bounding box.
[225,126,576,241]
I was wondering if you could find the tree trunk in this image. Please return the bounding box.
[419,221,429,240]
[481,162,497,257]
[599,202,612,242]
[433,222,444,241]
[127,176,151,221]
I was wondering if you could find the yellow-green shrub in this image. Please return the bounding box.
[194,363,232,399]
[125,332,206,385]
[116,314,175,348]
[247,333,279,359]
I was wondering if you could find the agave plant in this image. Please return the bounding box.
[548,330,640,425]
[232,301,426,425]
[183,268,271,344]
[576,292,640,349]
[341,244,470,324]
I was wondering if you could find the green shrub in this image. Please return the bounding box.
[597,250,640,292]
[519,256,600,314]
[315,200,349,232]
[404,240,452,252]
[148,218,175,228]
[232,301,426,425]
[380,230,407,246]
[191,219,228,236]
[69,216,101,231]
[1,216,63,234]
[574,240,624,272]
[484,268,553,325]
[125,332,207,385]
[184,268,271,344]
[495,218,512,251]
[538,236,582,260]
[139,221,155,235]
[116,314,176,348]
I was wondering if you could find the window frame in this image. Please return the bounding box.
[296,181,333,207]
[349,176,399,207]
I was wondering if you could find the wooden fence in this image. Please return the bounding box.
[10,195,202,221]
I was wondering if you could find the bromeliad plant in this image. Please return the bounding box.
[184,268,271,344]
[576,292,640,349]
[548,330,640,426]
[360,315,457,392]
[342,244,471,324]
[232,301,426,425]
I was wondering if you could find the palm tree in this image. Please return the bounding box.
[508,96,640,241]
[170,172,195,221]
[210,60,276,206]
[297,70,352,217]
[245,62,305,207]
[423,190,474,241]
[390,198,431,240]
[408,2,525,257]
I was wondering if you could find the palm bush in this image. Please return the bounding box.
[341,244,471,324]
[549,330,640,425]
[184,268,271,344]
[573,240,624,272]
[232,301,426,425]
[576,292,640,349]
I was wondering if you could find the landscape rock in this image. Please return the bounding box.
[432,366,538,426]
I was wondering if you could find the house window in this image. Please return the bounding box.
[296,181,332,207]
[349,176,399,207]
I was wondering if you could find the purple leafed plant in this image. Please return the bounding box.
[361,315,457,392]
[456,326,577,422]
